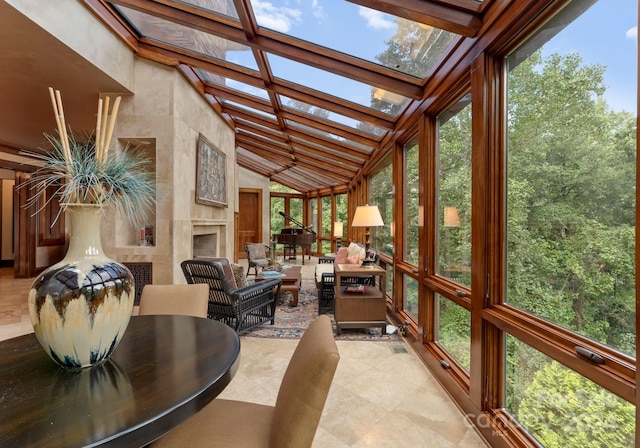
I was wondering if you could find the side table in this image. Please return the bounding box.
[334,264,387,335]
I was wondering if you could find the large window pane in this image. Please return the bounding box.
[437,95,471,287]
[310,198,318,252]
[506,0,637,355]
[404,137,419,265]
[437,295,470,371]
[369,158,394,256]
[335,194,347,247]
[270,197,285,238]
[289,198,303,226]
[321,196,331,236]
[403,274,418,321]
[506,335,635,447]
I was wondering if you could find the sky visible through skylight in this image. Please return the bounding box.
[223,0,637,116]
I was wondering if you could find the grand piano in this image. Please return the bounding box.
[274,211,316,265]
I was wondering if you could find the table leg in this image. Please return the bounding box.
[290,290,299,307]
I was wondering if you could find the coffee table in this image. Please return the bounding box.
[256,266,302,306]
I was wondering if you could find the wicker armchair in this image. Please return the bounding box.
[181,258,281,334]
[318,272,335,315]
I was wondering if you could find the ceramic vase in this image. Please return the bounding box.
[28,204,135,369]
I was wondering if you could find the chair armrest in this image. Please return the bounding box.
[233,278,282,297]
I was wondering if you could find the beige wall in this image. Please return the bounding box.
[6,0,237,283]
[6,0,135,92]
[102,58,236,284]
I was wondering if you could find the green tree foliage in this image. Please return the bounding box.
[270,196,285,238]
[438,99,472,286]
[507,51,636,354]
[504,50,636,444]
[438,297,471,370]
[368,159,394,255]
[404,142,420,265]
[518,361,635,447]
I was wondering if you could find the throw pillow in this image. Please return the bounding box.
[345,254,361,264]
[346,242,361,258]
[335,247,349,264]
[231,263,248,288]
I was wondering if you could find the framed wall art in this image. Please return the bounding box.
[196,133,227,207]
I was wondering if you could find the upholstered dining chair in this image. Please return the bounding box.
[151,314,340,448]
[138,284,209,318]
[245,242,271,275]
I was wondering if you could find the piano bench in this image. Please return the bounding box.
[283,244,297,260]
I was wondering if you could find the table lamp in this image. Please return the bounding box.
[333,221,344,248]
[351,204,384,266]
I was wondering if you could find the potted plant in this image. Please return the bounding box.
[23,88,155,369]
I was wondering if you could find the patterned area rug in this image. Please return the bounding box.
[244,279,401,341]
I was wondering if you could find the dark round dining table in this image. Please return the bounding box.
[0,314,241,447]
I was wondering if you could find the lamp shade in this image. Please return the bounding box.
[333,221,344,237]
[351,205,384,227]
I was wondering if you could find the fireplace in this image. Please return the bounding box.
[193,233,217,258]
[192,219,226,258]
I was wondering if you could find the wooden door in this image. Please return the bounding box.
[237,189,262,260]
[14,171,35,278]
[13,171,66,278]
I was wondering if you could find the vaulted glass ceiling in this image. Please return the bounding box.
[86,0,489,193]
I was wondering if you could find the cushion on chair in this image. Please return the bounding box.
[231,263,248,288]
[138,284,209,318]
[246,243,269,261]
[196,257,238,290]
[315,263,334,283]
[151,399,274,448]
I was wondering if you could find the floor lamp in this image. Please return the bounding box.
[351,205,384,266]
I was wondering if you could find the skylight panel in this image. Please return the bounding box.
[285,120,373,153]
[173,0,239,19]
[221,99,276,119]
[113,5,258,71]
[279,95,386,137]
[249,0,457,78]
[196,69,269,100]
[268,54,409,117]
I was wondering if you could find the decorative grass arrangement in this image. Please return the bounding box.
[23,88,155,227]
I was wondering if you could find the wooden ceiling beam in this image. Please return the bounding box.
[139,41,398,132]
[346,0,482,37]
[108,0,423,98]
[279,110,379,149]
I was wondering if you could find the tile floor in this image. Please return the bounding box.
[0,259,488,447]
